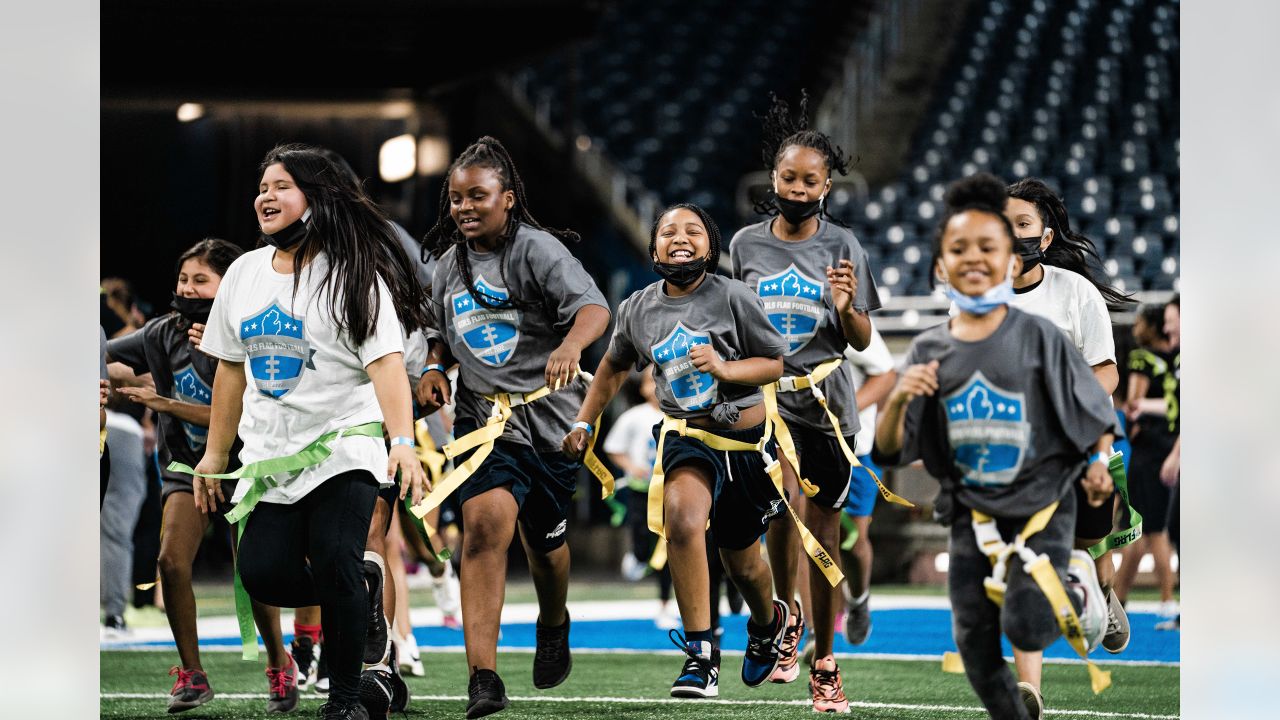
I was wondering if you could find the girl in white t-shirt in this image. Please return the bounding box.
[192,144,430,720]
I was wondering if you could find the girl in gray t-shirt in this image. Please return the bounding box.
[565,203,794,699]
[874,174,1117,717]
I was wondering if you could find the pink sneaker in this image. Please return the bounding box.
[809,655,850,713]
[265,657,299,713]
[768,601,805,683]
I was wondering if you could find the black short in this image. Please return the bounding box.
[162,475,239,516]
[654,421,786,551]
[789,425,855,509]
[453,418,579,553]
[1126,424,1177,533]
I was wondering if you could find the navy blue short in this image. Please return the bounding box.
[453,418,579,553]
[789,425,856,510]
[654,421,786,552]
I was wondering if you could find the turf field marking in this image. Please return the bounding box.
[99,692,1179,718]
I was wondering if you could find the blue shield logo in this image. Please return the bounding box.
[944,371,1031,487]
[651,323,717,412]
[240,302,310,399]
[452,275,522,367]
[172,363,213,450]
[757,264,825,354]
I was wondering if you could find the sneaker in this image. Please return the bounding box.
[363,552,390,667]
[431,561,462,629]
[1066,549,1107,652]
[291,635,317,689]
[844,592,872,646]
[1018,681,1044,719]
[809,655,850,713]
[167,666,213,713]
[768,600,805,683]
[319,699,371,720]
[1156,600,1180,619]
[358,669,395,718]
[620,552,647,582]
[1155,614,1180,631]
[102,614,130,641]
[393,631,426,677]
[532,616,572,689]
[668,631,720,698]
[466,668,509,719]
[265,657,299,713]
[741,599,789,687]
[1101,587,1131,653]
[314,643,330,695]
[655,604,680,631]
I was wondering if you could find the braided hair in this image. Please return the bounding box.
[649,202,723,272]
[1007,178,1132,307]
[753,90,851,224]
[929,173,1016,289]
[422,136,579,312]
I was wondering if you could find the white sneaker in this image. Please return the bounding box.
[432,561,462,629]
[393,631,426,677]
[1156,600,1180,619]
[620,552,647,582]
[1066,549,1107,652]
[655,604,679,630]
[1018,681,1044,719]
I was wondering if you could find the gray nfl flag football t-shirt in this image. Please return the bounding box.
[730,218,881,439]
[430,223,608,452]
[607,274,788,421]
[873,308,1116,519]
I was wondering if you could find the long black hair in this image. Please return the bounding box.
[649,202,723,270]
[929,173,1016,289]
[175,237,243,279]
[422,136,578,312]
[1007,178,1132,307]
[259,143,430,345]
[752,90,851,225]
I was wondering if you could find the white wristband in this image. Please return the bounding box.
[571,421,594,435]
[423,363,447,376]
[390,436,415,449]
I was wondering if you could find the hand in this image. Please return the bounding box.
[891,360,940,406]
[188,322,205,350]
[389,444,428,505]
[1081,458,1114,507]
[826,259,859,315]
[1159,446,1180,486]
[688,343,726,380]
[562,427,589,461]
[99,379,109,409]
[545,340,582,390]
[117,385,170,413]
[192,451,229,514]
[415,368,451,413]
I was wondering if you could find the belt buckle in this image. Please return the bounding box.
[777,376,799,393]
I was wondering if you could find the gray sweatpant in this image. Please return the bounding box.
[948,486,1079,719]
[100,411,147,619]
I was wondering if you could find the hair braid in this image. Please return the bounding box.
[752,90,851,226]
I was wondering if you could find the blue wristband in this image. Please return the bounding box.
[390,436,415,449]
[571,421,594,435]
[1089,451,1109,466]
[423,363,447,376]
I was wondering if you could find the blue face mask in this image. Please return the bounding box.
[942,258,1016,316]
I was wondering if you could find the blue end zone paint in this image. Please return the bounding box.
[123,608,1179,664]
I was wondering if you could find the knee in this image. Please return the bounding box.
[156,548,189,584]
[664,509,704,550]
[462,518,510,557]
[1002,596,1059,651]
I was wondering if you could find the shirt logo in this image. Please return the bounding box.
[240,302,310,399]
[452,275,521,368]
[652,323,717,412]
[172,363,213,450]
[944,371,1032,487]
[757,264,825,355]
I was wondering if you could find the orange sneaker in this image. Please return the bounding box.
[809,655,850,713]
[769,601,805,683]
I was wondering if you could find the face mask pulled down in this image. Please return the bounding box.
[262,207,312,250]
[653,256,708,289]
[170,294,215,324]
[943,257,1017,316]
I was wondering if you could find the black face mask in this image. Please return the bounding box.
[652,257,708,289]
[170,294,215,324]
[1015,236,1045,273]
[262,209,311,251]
[774,193,824,226]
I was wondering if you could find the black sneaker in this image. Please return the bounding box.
[291,635,316,689]
[363,552,389,667]
[668,630,720,698]
[319,699,371,720]
[741,599,789,687]
[466,668,509,719]
[844,591,872,645]
[532,615,572,689]
[358,669,395,718]
[314,643,330,695]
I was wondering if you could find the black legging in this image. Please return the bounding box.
[238,470,379,705]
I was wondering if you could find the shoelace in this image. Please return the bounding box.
[169,666,197,694]
[318,700,364,719]
[471,670,503,698]
[811,666,843,699]
[779,618,803,657]
[535,624,567,664]
[667,629,714,678]
[744,622,779,662]
[267,664,292,697]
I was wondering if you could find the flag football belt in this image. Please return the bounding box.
[770,357,914,509]
[646,390,844,588]
[410,372,612,523]
[167,421,385,660]
[966,501,1111,694]
[399,418,453,563]
[1086,451,1143,559]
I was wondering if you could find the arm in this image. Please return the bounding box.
[875,360,940,457]
[1090,360,1119,396]
[546,303,612,389]
[115,388,212,426]
[563,352,631,459]
[607,452,650,480]
[855,369,897,411]
[1126,372,1151,419]
[1080,432,1117,507]
[827,258,872,351]
[367,351,429,504]
[688,346,783,386]
[414,338,456,412]
[192,360,247,513]
[1159,436,1180,486]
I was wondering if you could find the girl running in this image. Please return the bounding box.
[107,238,296,714]
[564,203,792,701]
[188,144,430,720]
[412,136,610,719]
[876,174,1115,719]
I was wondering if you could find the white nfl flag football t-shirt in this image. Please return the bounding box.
[201,246,404,504]
[1009,264,1115,366]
